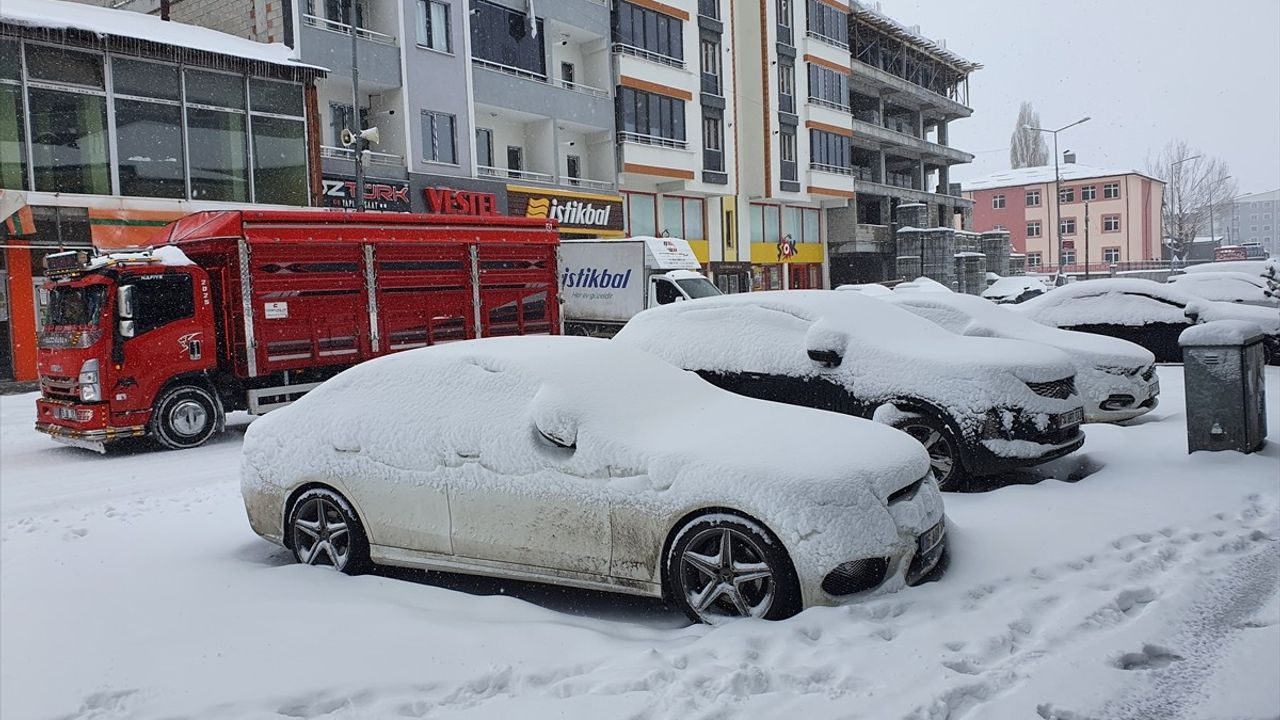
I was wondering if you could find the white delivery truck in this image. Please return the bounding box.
[560,236,722,336]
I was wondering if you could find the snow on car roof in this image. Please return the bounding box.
[888,292,1154,368]
[1182,259,1276,277]
[892,277,953,294]
[615,290,1079,421]
[1169,272,1275,305]
[243,335,930,509]
[2,0,323,71]
[982,276,1049,302]
[834,283,894,296]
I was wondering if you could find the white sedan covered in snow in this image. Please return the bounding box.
[886,293,1159,423]
[1168,271,1277,308]
[241,337,947,624]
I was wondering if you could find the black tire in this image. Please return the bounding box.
[286,488,371,575]
[666,513,802,624]
[894,414,967,491]
[150,384,222,450]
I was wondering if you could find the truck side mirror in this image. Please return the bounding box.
[117,285,135,319]
[118,320,135,338]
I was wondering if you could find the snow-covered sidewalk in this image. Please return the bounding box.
[2,367,1277,720]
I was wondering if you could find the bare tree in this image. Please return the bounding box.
[1147,139,1237,260]
[1009,102,1049,169]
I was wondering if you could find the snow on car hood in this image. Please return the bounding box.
[242,336,931,513]
[888,293,1155,370]
[615,291,1079,420]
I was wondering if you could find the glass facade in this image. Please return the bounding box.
[2,38,309,205]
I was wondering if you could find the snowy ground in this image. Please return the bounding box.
[2,367,1278,720]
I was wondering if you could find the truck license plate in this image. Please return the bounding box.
[55,406,78,421]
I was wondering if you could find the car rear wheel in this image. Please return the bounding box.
[287,488,370,575]
[896,417,966,491]
[667,514,801,624]
[151,384,222,450]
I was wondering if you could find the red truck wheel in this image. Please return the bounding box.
[151,385,222,450]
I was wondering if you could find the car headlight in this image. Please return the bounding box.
[78,359,101,402]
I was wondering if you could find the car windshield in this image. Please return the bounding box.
[676,277,722,299]
[43,285,107,327]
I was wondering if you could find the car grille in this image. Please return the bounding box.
[40,375,79,402]
[1141,366,1156,382]
[1026,376,1077,399]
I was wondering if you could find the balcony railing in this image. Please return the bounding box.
[566,177,615,191]
[560,78,611,99]
[472,57,547,82]
[618,131,688,150]
[612,43,685,69]
[478,165,555,184]
[302,14,397,46]
[320,145,405,167]
[811,162,853,176]
[807,96,851,113]
[806,30,849,51]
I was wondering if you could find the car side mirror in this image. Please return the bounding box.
[807,348,842,367]
[532,388,578,450]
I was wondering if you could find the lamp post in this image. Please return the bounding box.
[1025,116,1090,285]
[349,0,365,211]
[1169,154,1201,262]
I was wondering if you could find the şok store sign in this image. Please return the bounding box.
[506,185,624,237]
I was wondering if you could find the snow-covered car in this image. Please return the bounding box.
[1182,258,1276,277]
[1014,278,1280,363]
[982,275,1050,304]
[834,283,894,297]
[887,293,1159,423]
[240,336,947,624]
[892,276,953,294]
[614,291,1086,491]
[1168,271,1277,308]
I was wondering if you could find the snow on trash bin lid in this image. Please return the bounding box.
[1179,319,1266,347]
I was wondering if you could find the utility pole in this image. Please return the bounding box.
[349,0,365,211]
[1083,201,1090,280]
[1026,116,1090,286]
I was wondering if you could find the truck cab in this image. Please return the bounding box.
[649,269,721,307]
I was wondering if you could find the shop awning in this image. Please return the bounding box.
[0,190,35,238]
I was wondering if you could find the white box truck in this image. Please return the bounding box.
[560,236,722,336]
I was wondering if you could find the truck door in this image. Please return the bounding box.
[115,272,214,413]
[649,276,684,307]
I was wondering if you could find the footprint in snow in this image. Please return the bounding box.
[63,528,89,540]
[1113,644,1183,671]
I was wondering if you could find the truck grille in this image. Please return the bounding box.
[40,375,79,402]
[1026,376,1077,399]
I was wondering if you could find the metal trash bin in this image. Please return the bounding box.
[1179,320,1269,454]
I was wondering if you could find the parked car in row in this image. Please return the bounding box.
[1014,278,1280,363]
[614,291,1087,490]
[1168,271,1277,308]
[885,292,1159,423]
[241,337,948,624]
[982,275,1051,304]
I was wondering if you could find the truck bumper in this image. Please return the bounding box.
[35,399,146,452]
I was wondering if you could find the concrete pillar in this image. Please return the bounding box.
[937,119,949,146]
[917,161,926,191]
[876,150,886,184]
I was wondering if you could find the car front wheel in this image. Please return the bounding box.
[895,416,966,491]
[287,488,370,575]
[667,514,801,624]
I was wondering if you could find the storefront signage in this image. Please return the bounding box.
[777,235,798,261]
[321,175,412,212]
[507,185,624,234]
[423,188,500,216]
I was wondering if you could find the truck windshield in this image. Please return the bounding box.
[676,277,722,299]
[44,285,107,327]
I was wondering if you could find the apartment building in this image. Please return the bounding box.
[964,164,1165,273]
[1229,188,1279,256]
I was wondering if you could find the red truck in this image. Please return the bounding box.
[35,209,561,452]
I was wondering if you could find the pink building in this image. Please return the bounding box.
[963,164,1165,273]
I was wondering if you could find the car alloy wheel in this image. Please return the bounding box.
[668,515,801,624]
[287,489,369,575]
[898,420,963,491]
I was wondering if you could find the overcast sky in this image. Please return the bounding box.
[876,0,1280,194]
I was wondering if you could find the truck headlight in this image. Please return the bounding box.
[78,359,101,402]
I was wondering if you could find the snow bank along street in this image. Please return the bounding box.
[2,366,1277,720]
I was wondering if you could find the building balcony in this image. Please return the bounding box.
[849,59,972,120]
[297,14,401,90]
[618,139,698,185]
[848,117,972,164]
[850,176,973,207]
[471,59,613,132]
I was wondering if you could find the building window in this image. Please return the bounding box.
[1103,247,1121,263]
[566,154,580,184]
[471,0,545,75]
[1061,248,1075,266]
[1027,252,1042,267]
[248,78,306,206]
[993,224,1007,231]
[1081,185,1096,201]
[781,205,819,244]
[614,1,683,63]
[185,69,248,202]
[778,62,795,113]
[421,110,457,164]
[617,87,686,143]
[623,192,657,236]
[780,127,797,182]
[1059,187,1075,203]
[702,114,723,171]
[1103,182,1120,199]
[992,194,1005,209]
[661,196,706,241]
[26,45,111,196]
[700,39,721,95]
[113,58,184,199]
[476,128,493,167]
[1060,217,1077,235]
[0,38,26,190]
[506,145,523,173]
[1025,189,1040,206]
[805,63,848,111]
[1250,213,1258,220]
[809,129,850,172]
[698,0,719,19]
[805,0,848,48]
[416,0,452,52]
[1103,214,1120,232]
[1027,221,1041,237]
[328,102,355,147]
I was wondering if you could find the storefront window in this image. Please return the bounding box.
[0,84,26,190]
[249,78,303,117]
[186,69,246,109]
[803,208,819,243]
[750,204,763,242]
[661,196,682,237]
[683,198,704,241]
[0,39,19,82]
[25,45,104,89]
[116,99,185,198]
[782,206,800,243]
[113,58,180,101]
[187,107,248,202]
[626,193,656,236]
[763,205,780,243]
[28,88,111,195]
[251,116,307,206]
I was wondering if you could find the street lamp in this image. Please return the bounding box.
[1025,117,1091,285]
